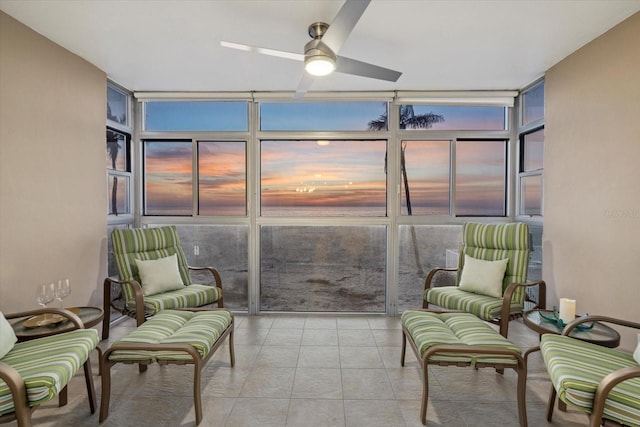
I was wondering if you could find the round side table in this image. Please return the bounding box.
[523,309,621,348]
[11,306,104,341]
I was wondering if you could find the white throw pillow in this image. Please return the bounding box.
[633,335,640,365]
[0,310,18,359]
[458,254,509,298]
[135,254,185,296]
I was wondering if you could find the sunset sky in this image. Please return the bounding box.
[141,102,509,216]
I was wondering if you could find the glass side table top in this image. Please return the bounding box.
[523,309,620,348]
[12,306,104,341]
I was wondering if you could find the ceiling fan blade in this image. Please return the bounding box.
[335,56,402,82]
[220,41,304,61]
[321,0,371,54]
[294,73,315,99]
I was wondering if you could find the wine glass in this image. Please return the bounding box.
[55,279,71,309]
[36,283,55,319]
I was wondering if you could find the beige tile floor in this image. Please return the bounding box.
[16,313,591,427]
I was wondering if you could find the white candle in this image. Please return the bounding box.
[559,298,576,324]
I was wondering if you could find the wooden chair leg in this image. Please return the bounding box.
[516,362,528,427]
[401,330,407,367]
[58,385,68,407]
[229,329,235,367]
[99,361,114,422]
[102,279,112,340]
[83,357,97,414]
[546,385,557,422]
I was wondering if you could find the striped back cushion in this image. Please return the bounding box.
[112,226,192,303]
[457,223,530,305]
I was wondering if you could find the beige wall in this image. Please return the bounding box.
[544,12,640,350]
[0,12,107,312]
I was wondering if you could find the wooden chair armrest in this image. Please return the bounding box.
[6,308,85,330]
[103,277,145,340]
[422,267,458,309]
[503,280,546,309]
[0,362,28,415]
[562,315,640,335]
[500,280,546,337]
[591,366,640,425]
[423,267,458,291]
[188,266,223,289]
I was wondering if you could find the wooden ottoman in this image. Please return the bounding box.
[99,308,234,425]
[401,309,527,426]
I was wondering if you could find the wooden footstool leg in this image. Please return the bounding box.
[420,357,430,425]
[193,359,203,425]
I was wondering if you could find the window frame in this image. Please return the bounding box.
[516,79,545,221]
[142,139,194,217]
[134,93,520,316]
[453,138,508,217]
[107,82,134,226]
[107,82,132,131]
[143,100,250,132]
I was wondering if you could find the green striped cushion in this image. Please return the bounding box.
[541,334,640,427]
[138,284,222,315]
[401,310,521,365]
[112,226,222,313]
[457,222,530,305]
[0,329,98,415]
[109,310,232,362]
[112,226,193,304]
[424,287,523,321]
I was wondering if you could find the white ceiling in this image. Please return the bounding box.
[2,0,639,93]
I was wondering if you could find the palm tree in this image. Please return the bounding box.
[368,105,444,131]
[368,105,444,214]
[369,106,444,275]
[106,130,121,215]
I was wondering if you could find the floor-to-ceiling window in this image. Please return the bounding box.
[517,80,545,303]
[106,82,135,320]
[131,91,520,314]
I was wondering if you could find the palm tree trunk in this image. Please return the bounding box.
[401,144,424,275]
[111,176,118,215]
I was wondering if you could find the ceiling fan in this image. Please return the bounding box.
[220,0,402,97]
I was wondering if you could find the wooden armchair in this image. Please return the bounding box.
[0,309,98,427]
[103,225,224,339]
[540,315,640,427]
[423,222,546,338]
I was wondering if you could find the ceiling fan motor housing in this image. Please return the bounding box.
[304,22,336,76]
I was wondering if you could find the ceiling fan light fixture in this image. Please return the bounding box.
[305,54,336,76]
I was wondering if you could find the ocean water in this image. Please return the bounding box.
[261,205,387,217]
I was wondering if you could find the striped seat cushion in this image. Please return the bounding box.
[0,329,99,415]
[401,310,521,365]
[541,334,640,427]
[137,284,222,315]
[108,309,232,363]
[424,287,523,321]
